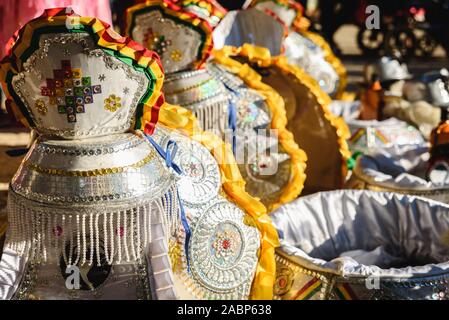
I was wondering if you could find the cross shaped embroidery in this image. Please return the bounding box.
[40,60,102,123]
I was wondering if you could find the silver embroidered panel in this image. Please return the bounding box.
[208,63,272,130]
[152,125,221,207]
[12,33,148,139]
[11,133,175,205]
[164,69,230,135]
[189,199,259,298]
[284,32,339,96]
[131,9,202,74]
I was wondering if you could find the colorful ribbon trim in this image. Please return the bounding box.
[150,102,279,300]
[176,0,227,24]
[126,0,214,71]
[213,46,308,212]
[0,8,165,135]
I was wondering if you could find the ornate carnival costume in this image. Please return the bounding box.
[0,9,277,300]
[247,0,347,99]
[0,8,179,300]
[212,41,350,194]
[126,0,306,211]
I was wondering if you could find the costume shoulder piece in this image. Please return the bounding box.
[0,8,181,300]
[126,0,213,74]
[213,7,287,56]
[248,0,347,98]
[215,44,351,194]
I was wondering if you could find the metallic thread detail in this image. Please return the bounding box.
[23,152,155,177]
[34,99,47,116]
[164,77,214,96]
[104,94,122,112]
[170,50,183,62]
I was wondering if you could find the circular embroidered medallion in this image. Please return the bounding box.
[154,128,221,205]
[236,90,271,129]
[189,200,260,293]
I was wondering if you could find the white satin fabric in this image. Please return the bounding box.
[213,9,285,55]
[353,144,449,189]
[272,190,449,278]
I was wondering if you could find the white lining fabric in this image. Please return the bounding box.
[271,190,449,279]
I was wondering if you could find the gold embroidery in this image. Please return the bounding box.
[104,94,122,112]
[35,99,48,115]
[170,49,183,62]
[24,152,156,177]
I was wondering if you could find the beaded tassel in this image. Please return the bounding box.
[4,189,181,266]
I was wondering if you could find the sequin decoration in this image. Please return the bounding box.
[170,50,183,62]
[210,223,242,265]
[143,27,171,56]
[189,200,259,294]
[35,99,48,116]
[40,60,102,123]
[274,267,294,296]
[238,98,260,125]
[104,94,122,112]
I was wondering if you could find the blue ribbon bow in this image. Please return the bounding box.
[222,83,240,155]
[146,135,182,175]
[145,134,191,272]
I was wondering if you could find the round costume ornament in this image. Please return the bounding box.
[214,45,350,195]
[220,1,347,99]
[126,0,306,211]
[148,123,267,300]
[0,8,181,300]
[272,190,449,300]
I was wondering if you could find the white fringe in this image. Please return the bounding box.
[5,187,182,267]
[193,98,229,136]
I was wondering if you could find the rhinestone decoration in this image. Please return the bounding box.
[170,50,183,62]
[104,94,122,112]
[40,60,102,123]
[210,222,242,265]
[153,127,221,205]
[34,99,48,116]
[189,200,259,293]
[143,28,171,56]
[274,267,294,296]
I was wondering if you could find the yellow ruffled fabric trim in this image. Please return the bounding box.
[212,49,307,212]
[141,102,279,300]
[217,44,351,183]
[298,30,348,100]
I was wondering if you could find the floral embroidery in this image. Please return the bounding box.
[104,94,122,112]
[35,99,48,116]
[170,50,183,62]
[211,226,240,261]
[144,28,171,56]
